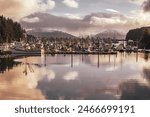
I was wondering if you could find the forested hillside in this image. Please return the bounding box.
[0,16,24,43]
[126,27,150,49]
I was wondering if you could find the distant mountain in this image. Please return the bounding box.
[95,30,125,40]
[27,29,76,39]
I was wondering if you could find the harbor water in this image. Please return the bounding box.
[0,52,150,100]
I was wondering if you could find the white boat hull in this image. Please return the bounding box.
[11,48,41,55]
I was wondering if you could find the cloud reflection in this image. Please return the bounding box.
[63,71,78,81]
[1,53,150,100]
[0,67,45,100]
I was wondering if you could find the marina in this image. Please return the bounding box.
[0,38,148,58]
[1,35,149,100]
[1,0,150,101]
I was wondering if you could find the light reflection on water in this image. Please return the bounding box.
[0,53,150,100]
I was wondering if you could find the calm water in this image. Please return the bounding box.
[0,53,150,100]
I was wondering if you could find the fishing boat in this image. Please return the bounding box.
[9,41,44,55]
[11,48,41,55]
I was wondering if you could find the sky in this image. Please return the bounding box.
[0,0,150,35]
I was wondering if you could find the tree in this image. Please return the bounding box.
[0,15,24,43]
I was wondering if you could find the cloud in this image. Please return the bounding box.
[0,0,55,20]
[130,9,150,25]
[62,0,79,8]
[83,12,127,21]
[64,13,82,19]
[20,12,91,35]
[83,12,129,27]
[129,0,144,5]
[20,11,150,35]
[47,0,56,9]
[22,17,40,23]
[90,16,127,25]
[38,0,55,12]
[142,0,150,12]
[106,9,120,13]
[131,0,150,12]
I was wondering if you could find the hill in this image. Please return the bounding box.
[27,29,76,39]
[126,27,150,49]
[95,30,125,40]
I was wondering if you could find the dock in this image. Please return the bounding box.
[1,48,150,58]
[0,50,117,58]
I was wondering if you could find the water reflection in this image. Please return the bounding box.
[119,79,150,100]
[0,64,45,99]
[143,68,150,82]
[0,53,150,99]
[0,57,20,73]
[144,53,149,61]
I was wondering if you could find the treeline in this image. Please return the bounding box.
[0,15,25,43]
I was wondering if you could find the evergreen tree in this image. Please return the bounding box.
[0,15,24,43]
